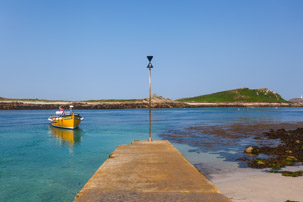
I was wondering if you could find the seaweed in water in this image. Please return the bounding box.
[240,128,303,176]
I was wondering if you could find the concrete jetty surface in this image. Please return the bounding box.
[74,140,231,201]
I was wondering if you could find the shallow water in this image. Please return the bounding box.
[1,108,303,201]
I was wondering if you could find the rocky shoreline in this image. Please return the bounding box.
[160,122,303,178]
[240,127,303,177]
[1,101,303,110]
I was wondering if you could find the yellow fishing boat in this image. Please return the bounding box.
[48,105,84,129]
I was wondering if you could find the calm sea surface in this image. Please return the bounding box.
[1,108,303,201]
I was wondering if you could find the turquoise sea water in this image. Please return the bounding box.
[1,108,303,201]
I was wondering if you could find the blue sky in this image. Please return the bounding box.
[1,0,303,100]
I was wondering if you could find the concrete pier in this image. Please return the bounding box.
[74,140,231,201]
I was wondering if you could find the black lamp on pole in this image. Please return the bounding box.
[147,56,153,142]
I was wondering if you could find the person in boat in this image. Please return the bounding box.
[59,106,65,116]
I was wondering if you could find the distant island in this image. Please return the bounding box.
[1,88,303,110]
[176,88,287,103]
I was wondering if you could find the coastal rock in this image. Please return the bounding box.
[257,160,265,165]
[258,88,278,96]
[244,146,254,153]
[143,94,173,103]
[243,146,260,155]
[286,156,297,161]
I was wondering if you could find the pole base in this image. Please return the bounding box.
[148,137,152,142]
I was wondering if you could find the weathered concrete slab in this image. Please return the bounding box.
[74,140,231,201]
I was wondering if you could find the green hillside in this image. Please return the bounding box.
[177,88,287,103]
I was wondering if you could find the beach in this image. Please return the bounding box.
[213,169,303,202]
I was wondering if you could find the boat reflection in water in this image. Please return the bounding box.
[49,126,82,147]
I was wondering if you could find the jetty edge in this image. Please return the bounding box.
[74,140,231,201]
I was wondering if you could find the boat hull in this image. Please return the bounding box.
[49,114,82,129]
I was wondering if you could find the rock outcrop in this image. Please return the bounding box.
[289,98,303,103]
[143,94,173,103]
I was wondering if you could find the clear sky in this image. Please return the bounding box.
[1,0,303,100]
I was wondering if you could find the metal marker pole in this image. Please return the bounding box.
[149,67,152,142]
[147,56,153,142]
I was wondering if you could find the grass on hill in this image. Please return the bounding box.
[177,88,288,103]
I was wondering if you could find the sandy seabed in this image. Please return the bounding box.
[212,169,303,202]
